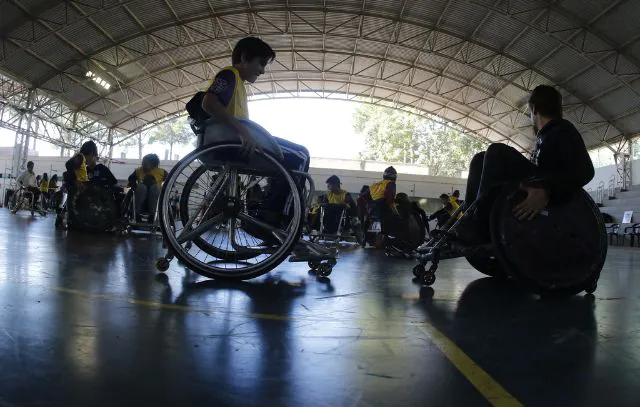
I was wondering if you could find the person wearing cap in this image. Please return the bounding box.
[309,175,356,230]
[370,166,398,218]
[64,140,117,188]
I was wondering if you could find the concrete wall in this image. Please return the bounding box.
[0,155,467,201]
[583,158,640,192]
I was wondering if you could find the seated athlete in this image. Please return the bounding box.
[452,85,595,244]
[127,154,168,223]
[65,141,118,189]
[369,166,398,220]
[200,36,310,230]
[309,175,357,231]
[15,161,41,211]
[428,193,462,227]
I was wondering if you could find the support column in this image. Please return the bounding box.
[107,128,114,168]
[20,89,35,170]
[614,140,632,192]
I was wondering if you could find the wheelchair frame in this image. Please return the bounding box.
[308,204,361,244]
[120,187,161,236]
[9,186,47,217]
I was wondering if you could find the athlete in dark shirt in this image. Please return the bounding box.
[454,85,595,244]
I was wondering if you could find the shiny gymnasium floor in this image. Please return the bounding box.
[0,209,638,407]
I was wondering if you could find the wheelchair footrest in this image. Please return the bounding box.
[289,254,336,263]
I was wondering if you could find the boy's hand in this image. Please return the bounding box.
[513,185,549,220]
[238,125,258,158]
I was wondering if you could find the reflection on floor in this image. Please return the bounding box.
[0,210,638,406]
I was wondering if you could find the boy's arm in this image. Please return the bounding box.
[202,70,256,155]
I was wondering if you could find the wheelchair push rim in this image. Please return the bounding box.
[158,143,304,280]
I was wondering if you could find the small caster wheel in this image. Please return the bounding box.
[413,264,425,277]
[585,281,597,294]
[156,257,170,272]
[318,264,332,277]
[421,272,436,286]
[308,260,320,270]
[327,258,337,267]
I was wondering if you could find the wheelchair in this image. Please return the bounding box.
[55,181,125,233]
[412,185,608,296]
[307,203,362,245]
[120,186,161,235]
[8,186,47,217]
[155,118,338,280]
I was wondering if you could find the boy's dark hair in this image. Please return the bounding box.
[143,153,160,167]
[80,140,98,156]
[452,190,460,197]
[383,166,397,181]
[528,85,563,119]
[27,161,34,167]
[42,173,48,180]
[232,37,276,65]
[396,193,409,202]
[439,193,449,200]
[326,175,341,185]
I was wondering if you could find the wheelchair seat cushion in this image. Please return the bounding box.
[200,118,285,168]
[319,204,347,235]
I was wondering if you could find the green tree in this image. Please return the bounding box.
[120,131,150,159]
[353,104,487,177]
[148,116,193,159]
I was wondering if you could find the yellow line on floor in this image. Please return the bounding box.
[50,285,522,406]
[418,325,524,407]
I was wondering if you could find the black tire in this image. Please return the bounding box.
[158,144,304,281]
[68,185,118,233]
[490,189,607,296]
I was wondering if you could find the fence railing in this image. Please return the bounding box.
[596,181,605,205]
[608,175,617,199]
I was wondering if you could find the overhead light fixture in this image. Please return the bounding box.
[85,71,111,90]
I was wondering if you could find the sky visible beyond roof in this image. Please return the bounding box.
[0,99,365,160]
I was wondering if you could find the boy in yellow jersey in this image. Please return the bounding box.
[428,193,462,227]
[201,37,311,230]
[127,153,168,223]
[64,141,118,188]
[370,166,398,219]
[39,173,49,210]
[309,175,356,232]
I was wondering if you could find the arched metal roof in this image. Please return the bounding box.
[2,0,640,153]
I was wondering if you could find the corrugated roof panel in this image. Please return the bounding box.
[592,86,640,117]
[474,14,525,51]
[439,0,491,37]
[567,66,619,99]
[172,0,212,20]
[402,0,446,24]
[593,0,640,45]
[508,29,560,66]
[538,47,588,81]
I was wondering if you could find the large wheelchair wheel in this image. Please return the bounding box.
[68,185,119,233]
[465,254,506,278]
[158,144,304,281]
[490,189,607,295]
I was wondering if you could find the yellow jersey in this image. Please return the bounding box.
[370,179,392,201]
[326,190,351,206]
[74,153,89,182]
[447,196,463,218]
[135,167,166,185]
[207,66,249,119]
[40,180,49,192]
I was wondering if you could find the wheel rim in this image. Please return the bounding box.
[159,144,303,279]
